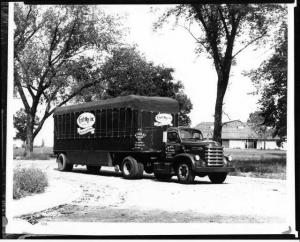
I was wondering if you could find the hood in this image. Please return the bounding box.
[181,140,220,147]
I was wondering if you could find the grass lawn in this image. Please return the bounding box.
[224,148,286,179]
[14,147,54,160]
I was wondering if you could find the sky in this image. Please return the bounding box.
[12,4,279,147]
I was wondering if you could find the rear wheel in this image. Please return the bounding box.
[86,165,101,174]
[154,173,172,182]
[57,153,73,171]
[176,162,195,184]
[208,173,227,184]
[121,156,144,179]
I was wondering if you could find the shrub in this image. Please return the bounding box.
[13,167,48,199]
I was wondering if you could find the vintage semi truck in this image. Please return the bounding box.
[53,95,234,184]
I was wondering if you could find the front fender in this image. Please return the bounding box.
[173,153,197,170]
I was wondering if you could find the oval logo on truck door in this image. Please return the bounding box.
[77,112,95,135]
[154,113,173,126]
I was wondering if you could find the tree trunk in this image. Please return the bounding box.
[25,114,35,157]
[213,73,229,143]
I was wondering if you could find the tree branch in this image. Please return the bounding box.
[15,56,37,99]
[191,4,209,35]
[26,84,35,98]
[33,111,50,139]
[218,6,230,40]
[178,24,210,53]
[14,72,30,113]
[47,79,105,117]
[191,4,222,69]
[50,21,78,67]
[232,31,267,59]
[33,86,60,138]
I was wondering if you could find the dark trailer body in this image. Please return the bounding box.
[53,95,179,168]
[53,95,234,184]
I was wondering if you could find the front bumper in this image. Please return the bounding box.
[194,166,235,174]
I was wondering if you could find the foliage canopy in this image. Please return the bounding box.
[14,4,123,153]
[154,4,286,141]
[76,46,193,126]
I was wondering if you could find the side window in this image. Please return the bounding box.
[167,132,180,143]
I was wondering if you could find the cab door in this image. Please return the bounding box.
[165,131,181,160]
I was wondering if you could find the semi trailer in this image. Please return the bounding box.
[53,95,234,184]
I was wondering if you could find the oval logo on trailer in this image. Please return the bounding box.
[77,112,95,135]
[77,112,95,128]
[154,113,173,126]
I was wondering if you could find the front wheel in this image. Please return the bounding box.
[57,153,73,171]
[208,173,227,184]
[121,156,144,179]
[176,162,195,184]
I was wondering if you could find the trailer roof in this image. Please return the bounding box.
[54,95,179,115]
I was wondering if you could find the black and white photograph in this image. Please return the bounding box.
[1,0,298,238]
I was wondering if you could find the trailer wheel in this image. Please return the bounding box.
[121,156,144,179]
[86,165,101,174]
[208,173,227,184]
[57,153,73,171]
[176,162,195,184]
[154,173,172,182]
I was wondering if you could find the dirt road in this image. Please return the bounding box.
[14,159,287,223]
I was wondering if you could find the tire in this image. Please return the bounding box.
[57,153,73,171]
[208,173,227,184]
[121,156,144,179]
[86,165,101,174]
[154,173,172,181]
[176,161,195,184]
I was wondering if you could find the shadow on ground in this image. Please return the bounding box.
[53,167,223,185]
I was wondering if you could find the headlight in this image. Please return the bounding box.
[194,155,200,161]
[227,155,232,161]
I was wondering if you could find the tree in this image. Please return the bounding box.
[76,46,193,126]
[246,22,287,139]
[247,111,268,149]
[154,4,286,142]
[13,108,39,143]
[14,4,123,155]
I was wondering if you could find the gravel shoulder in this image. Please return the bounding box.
[12,159,288,224]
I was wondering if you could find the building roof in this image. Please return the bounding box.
[194,120,279,140]
[54,95,179,115]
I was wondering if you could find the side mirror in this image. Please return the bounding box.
[163,131,167,143]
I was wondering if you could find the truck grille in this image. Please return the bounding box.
[205,145,224,166]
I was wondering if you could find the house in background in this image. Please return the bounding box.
[195,120,280,149]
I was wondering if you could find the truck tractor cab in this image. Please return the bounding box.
[157,126,234,184]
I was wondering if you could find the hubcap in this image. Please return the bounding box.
[123,161,131,175]
[178,164,189,179]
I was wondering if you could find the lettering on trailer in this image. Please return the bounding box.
[134,129,146,150]
[154,113,173,126]
[77,112,95,135]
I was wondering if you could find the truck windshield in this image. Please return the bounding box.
[180,129,203,141]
